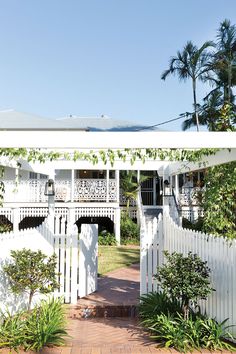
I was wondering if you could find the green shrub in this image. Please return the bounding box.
[98,231,117,246]
[182,217,204,232]
[154,251,212,319]
[139,291,182,320]
[0,298,68,352]
[0,309,26,351]
[24,297,68,351]
[0,223,12,233]
[120,214,139,245]
[3,248,59,310]
[142,313,235,352]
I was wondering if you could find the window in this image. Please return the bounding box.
[29,172,37,179]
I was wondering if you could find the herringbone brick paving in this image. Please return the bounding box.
[0,264,233,354]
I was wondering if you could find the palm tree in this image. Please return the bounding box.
[120,171,149,215]
[182,90,223,131]
[161,41,214,131]
[214,19,236,102]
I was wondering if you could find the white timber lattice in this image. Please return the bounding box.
[55,207,68,219]
[75,207,115,221]
[19,207,48,222]
[0,208,13,223]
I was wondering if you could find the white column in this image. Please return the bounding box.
[47,170,55,233]
[106,169,109,203]
[153,175,156,206]
[175,174,179,201]
[13,208,20,232]
[71,169,75,202]
[115,169,120,204]
[114,208,121,245]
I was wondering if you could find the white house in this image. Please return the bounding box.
[0,110,236,243]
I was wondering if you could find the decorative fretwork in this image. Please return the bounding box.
[179,187,203,206]
[3,180,47,203]
[2,178,118,203]
[55,181,71,201]
[74,179,117,202]
[75,207,115,221]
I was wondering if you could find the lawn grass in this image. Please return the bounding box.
[98,246,140,275]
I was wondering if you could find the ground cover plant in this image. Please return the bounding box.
[0,297,68,352]
[98,231,117,245]
[120,213,139,245]
[139,251,236,352]
[98,245,139,275]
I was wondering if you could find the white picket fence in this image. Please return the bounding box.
[0,220,79,312]
[140,212,236,336]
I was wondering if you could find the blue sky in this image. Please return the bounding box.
[0,0,236,130]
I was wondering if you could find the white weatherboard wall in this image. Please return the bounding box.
[140,213,236,336]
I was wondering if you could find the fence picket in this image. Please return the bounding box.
[140,211,236,336]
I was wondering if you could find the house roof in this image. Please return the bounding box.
[0,110,160,131]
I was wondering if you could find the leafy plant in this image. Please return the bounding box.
[0,298,68,352]
[182,217,204,232]
[3,248,59,310]
[154,251,212,319]
[120,213,139,245]
[0,309,26,351]
[0,223,12,233]
[142,313,235,353]
[139,291,182,320]
[98,231,117,246]
[202,161,236,239]
[24,297,68,351]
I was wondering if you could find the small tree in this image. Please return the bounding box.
[3,248,59,310]
[154,251,212,319]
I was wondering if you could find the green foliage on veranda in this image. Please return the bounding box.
[202,161,236,239]
[3,248,59,311]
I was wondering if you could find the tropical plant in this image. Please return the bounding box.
[139,291,182,320]
[154,251,212,319]
[120,171,149,215]
[161,40,214,131]
[0,297,68,352]
[0,309,26,351]
[214,19,236,103]
[3,248,59,310]
[142,312,235,352]
[24,297,68,351]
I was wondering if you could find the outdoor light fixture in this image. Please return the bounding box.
[163,179,170,196]
[44,179,55,196]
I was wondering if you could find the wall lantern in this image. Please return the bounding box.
[163,179,170,195]
[44,179,55,196]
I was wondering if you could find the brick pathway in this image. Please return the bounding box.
[0,263,231,354]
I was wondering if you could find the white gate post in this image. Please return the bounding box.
[13,208,20,232]
[114,207,121,245]
[79,224,98,298]
[71,227,79,304]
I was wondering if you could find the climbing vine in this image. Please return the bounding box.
[202,161,236,239]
